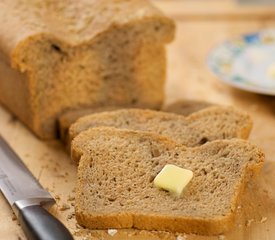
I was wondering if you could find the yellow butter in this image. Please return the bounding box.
[153,164,193,197]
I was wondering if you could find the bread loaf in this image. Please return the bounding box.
[72,127,264,235]
[0,0,175,139]
[69,107,253,156]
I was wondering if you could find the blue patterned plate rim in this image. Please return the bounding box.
[207,28,275,95]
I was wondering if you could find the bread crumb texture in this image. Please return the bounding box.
[72,127,264,235]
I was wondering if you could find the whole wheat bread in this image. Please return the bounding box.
[58,100,214,143]
[69,106,253,154]
[58,106,119,144]
[0,0,174,139]
[163,100,215,116]
[72,127,264,235]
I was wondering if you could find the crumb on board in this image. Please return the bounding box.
[67,213,75,220]
[55,194,61,200]
[59,203,70,211]
[245,219,254,227]
[68,195,75,201]
[176,235,186,240]
[56,173,66,178]
[75,223,83,229]
[107,229,118,236]
[218,235,225,240]
[127,230,138,237]
[260,217,267,223]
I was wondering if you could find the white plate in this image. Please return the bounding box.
[207,29,275,95]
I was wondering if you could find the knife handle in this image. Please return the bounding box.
[18,205,74,240]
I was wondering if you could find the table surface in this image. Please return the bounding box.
[1,1,275,239]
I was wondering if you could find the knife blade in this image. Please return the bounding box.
[0,135,74,240]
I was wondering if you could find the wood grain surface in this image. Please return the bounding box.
[0,1,275,239]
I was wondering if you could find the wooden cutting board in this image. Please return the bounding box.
[1,1,275,239]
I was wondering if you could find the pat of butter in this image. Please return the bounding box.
[153,164,193,197]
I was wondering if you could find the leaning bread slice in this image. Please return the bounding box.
[59,99,214,143]
[162,100,216,116]
[72,127,264,235]
[69,106,253,153]
[58,106,119,144]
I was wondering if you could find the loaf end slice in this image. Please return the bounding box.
[72,127,264,235]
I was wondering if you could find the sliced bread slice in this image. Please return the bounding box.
[162,100,215,116]
[58,100,214,144]
[59,100,214,143]
[69,106,253,154]
[72,127,264,235]
[58,106,119,144]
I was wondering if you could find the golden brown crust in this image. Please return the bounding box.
[75,208,235,235]
[0,0,175,57]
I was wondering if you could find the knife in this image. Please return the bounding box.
[0,135,74,240]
